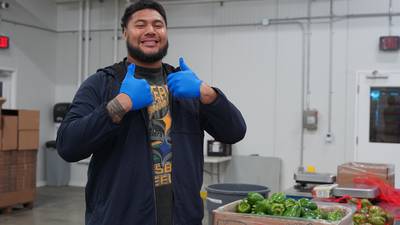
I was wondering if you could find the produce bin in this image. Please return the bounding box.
[205,183,270,225]
[213,200,355,225]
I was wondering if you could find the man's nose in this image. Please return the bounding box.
[144,25,156,34]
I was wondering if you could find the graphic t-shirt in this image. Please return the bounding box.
[134,65,173,225]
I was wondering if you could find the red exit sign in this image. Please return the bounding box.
[379,36,400,51]
[0,36,9,49]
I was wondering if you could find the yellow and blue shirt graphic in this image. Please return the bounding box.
[148,85,172,187]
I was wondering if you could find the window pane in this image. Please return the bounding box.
[370,87,400,143]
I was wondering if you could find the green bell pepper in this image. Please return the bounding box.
[300,206,311,217]
[270,192,286,204]
[361,199,372,208]
[309,208,324,219]
[353,212,367,225]
[237,200,251,213]
[271,203,285,216]
[327,209,344,222]
[284,198,297,208]
[247,192,264,206]
[315,208,328,220]
[297,198,317,210]
[369,206,386,217]
[253,199,270,214]
[367,215,386,225]
[283,204,301,217]
[307,201,317,210]
[302,211,318,219]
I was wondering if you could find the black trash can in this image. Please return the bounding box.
[205,183,270,225]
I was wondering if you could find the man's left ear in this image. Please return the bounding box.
[122,29,127,40]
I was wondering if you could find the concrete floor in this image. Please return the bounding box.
[0,187,85,225]
[0,186,209,225]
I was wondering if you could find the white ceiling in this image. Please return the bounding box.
[54,0,253,4]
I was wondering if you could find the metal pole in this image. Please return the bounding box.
[77,0,83,87]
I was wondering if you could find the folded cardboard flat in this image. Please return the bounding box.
[337,162,395,187]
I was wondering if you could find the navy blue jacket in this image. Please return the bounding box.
[56,63,246,225]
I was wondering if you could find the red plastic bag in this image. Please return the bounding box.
[353,175,400,205]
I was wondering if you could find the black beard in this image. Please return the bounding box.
[126,41,168,63]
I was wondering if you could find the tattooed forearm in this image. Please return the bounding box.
[107,98,127,123]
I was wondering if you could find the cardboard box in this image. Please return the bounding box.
[17,110,40,130]
[18,130,39,150]
[213,200,354,225]
[337,162,395,187]
[2,109,40,130]
[2,115,18,150]
[2,109,40,150]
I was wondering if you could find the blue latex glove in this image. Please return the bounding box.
[119,64,153,110]
[167,57,202,98]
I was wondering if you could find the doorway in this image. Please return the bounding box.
[0,68,16,109]
[355,70,400,187]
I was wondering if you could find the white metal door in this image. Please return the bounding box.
[356,70,400,188]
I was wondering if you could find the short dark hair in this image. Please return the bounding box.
[121,0,167,30]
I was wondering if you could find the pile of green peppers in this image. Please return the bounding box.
[351,198,393,225]
[236,192,345,222]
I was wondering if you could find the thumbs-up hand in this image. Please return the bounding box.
[167,57,202,98]
[119,64,153,110]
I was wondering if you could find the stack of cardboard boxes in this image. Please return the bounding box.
[0,103,40,211]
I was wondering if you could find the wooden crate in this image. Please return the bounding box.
[213,200,355,225]
[0,190,35,213]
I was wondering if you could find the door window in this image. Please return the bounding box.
[369,87,400,143]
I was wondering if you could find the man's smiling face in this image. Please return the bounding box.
[124,8,168,63]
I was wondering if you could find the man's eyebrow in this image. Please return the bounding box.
[133,19,147,23]
[133,19,165,24]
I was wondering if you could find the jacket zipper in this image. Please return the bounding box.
[140,109,158,225]
[165,66,176,225]
[169,90,176,225]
